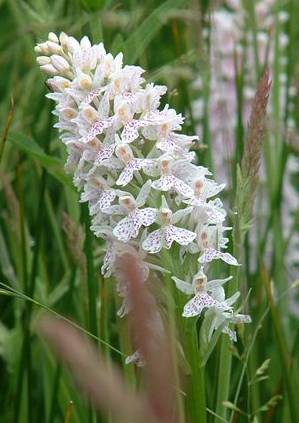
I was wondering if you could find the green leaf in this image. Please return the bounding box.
[124,0,187,63]
[111,33,125,56]
[199,311,225,366]
[80,0,105,11]
[8,131,74,189]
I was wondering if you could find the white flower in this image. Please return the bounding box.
[173,267,250,340]
[209,309,252,342]
[151,157,194,197]
[142,105,184,140]
[115,144,155,186]
[196,224,239,266]
[79,176,119,215]
[135,83,167,113]
[143,207,195,253]
[204,292,252,342]
[111,189,158,242]
[172,268,233,317]
[36,32,249,331]
[156,132,198,159]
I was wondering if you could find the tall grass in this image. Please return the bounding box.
[1,0,299,422]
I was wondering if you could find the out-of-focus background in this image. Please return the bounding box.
[1,0,299,422]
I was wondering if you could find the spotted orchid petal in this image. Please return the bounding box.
[165,225,196,248]
[205,205,226,223]
[94,144,115,165]
[113,217,136,242]
[151,175,193,197]
[231,314,252,324]
[199,248,239,266]
[116,160,140,186]
[81,88,105,107]
[140,159,158,177]
[182,293,219,317]
[122,119,148,143]
[103,204,125,215]
[134,207,157,227]
[222,326,237,342]
[101,243,115,277]
[81,117,114,143]
[142,229,164,253]
[98,190,117,211]
[173,177,194,197]
[157,133,196,159]
[151,176,176,192]
[89,190,117,215]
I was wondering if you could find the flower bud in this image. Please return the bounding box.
[161,159,170,176]
[193,269,207,293]
[36,56,51,66]
[119,196,136,212]
[115,102,131,124]
[46,41,63,54]
[115,145,133,164]
[51,55,70,73]
[34,45,43,54]
[66,37,80,53]
[59,32,69,48]
[61,107,78,120]
[160,208,172,225]
[48,76,71,91]
[80,36,91,49]
[82,106,98,123]
[77,74,93,90]
[48,32,59,44]
[35,42,50,55]
[40,64,57,75]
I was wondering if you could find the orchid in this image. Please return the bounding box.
[142,206,196,254]
[172,268,250,340]
[35,31,246,339]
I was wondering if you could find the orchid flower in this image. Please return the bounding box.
[35,32,248,348]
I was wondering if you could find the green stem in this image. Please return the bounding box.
[185,321,207,423]
[82,203,99,339]
[48,364,62,423]
[215,210,242,420]
[215,336,232,420]
[165,272,186,423]
[118,316,136,390]
[263,274,299,422]
[82,204,99,423]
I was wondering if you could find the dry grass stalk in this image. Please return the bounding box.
[38,316,155,423]
[241,68,271,203]
[1,172,20,236]
[62,212,87,281]
[119,253,178,423]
